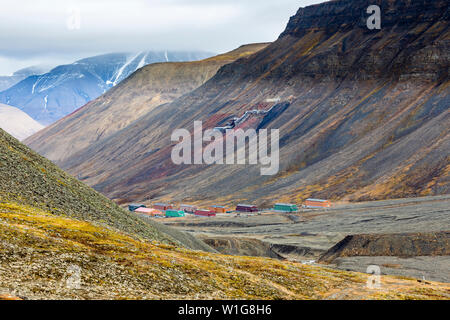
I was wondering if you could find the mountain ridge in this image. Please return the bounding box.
[0,51,214,125]
[0,65,49,91]
[25,43,269,163]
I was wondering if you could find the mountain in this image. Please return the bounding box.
[28,0,449,206]
[25,44,269,163]
[2,128,449,299]
[0,51,214,125]
[0,65,49,91]
[0,103,44,140]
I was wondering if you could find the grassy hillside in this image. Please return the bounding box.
[1,201,449,299]
[0,129,213,252]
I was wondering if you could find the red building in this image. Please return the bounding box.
[180,204,197,213]
[152,203,173,211]
[194,209,216,217]
[235,204,258,213]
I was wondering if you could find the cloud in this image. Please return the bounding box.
[0,0,324,75]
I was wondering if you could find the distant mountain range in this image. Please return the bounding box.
[0,103,44,140]
[0,51,214,125]
[26,44,268,163]
[0,65,49,91]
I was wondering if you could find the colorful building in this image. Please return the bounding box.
[165,209,185,218]
[273,203,299,212]
[194,209,216,217]
[236,204,258,213]
[135,207,163,216]
[208,205,228,213]
[180,204,197,213]
[153,203,173,211]
[304,199,331,208]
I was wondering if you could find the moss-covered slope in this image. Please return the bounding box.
[1,201,449,300]
[0,129,212,252]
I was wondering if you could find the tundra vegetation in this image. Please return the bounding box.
[1,201,450,300]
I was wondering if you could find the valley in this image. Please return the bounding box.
[2,200,449,300]
[1,122,449,299]
[0,0,448,301]
[161,195,450,283]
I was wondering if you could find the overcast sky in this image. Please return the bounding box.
[0,0,324,75]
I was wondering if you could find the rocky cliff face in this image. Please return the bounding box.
[276,0,449,81]
[220,0,448,83]
[282,0,448,35]
[28,0,450,205]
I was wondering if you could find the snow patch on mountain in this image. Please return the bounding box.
[43,95,48,111]
[136,52,149,70]
[0,104,44,140]
[31,78,40,94]
[112,52,141,86]
[0,51,215,124]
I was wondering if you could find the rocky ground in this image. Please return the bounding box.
[161,195,450,283]
[3,201,449,300]
[318,231,449,263]
[332,256,450,284]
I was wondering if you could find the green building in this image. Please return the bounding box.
[165,209,185,218]
[273,203,299,212]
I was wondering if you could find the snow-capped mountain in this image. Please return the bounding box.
[0,65,49,91]
[0,51,213,125]
[0,103,44,140]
